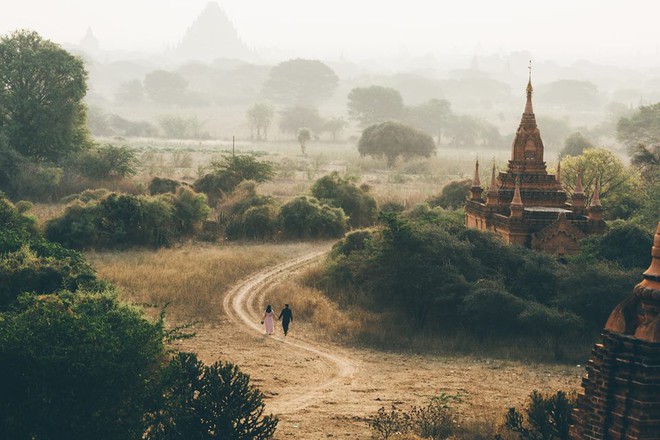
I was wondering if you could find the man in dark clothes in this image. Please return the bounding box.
[278,304,293,336]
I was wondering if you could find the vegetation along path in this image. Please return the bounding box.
[222,247,358,416]
[216,245,583,438]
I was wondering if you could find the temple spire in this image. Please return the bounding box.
[509,175,524,219]
[556,160,561,184]
[472,158,481,187]
[641,222,660,290]
[575,171,584,194]
[590,179,602,208]
[524,60,534,114]
[486,162,498,206]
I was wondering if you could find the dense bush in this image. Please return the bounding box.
[223,182,280,241]
[503,391,575,440]
[578,222,653,269]
[428,180,471,209]
[318,210,640,356]
[0,290,165,439]
[69,144,137,180]
[146,352,278,439]
[310,172,378,228]
[149,176,187,195]
[194,154,275,204]
[46,190,210,249]
[279,196,347,239]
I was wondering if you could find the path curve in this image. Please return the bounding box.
[222,248,357,414]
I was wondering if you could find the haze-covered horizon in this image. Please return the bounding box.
[3,0,660,68]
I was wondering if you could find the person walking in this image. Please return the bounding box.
[262,305,276,335]
[278,304,293,336]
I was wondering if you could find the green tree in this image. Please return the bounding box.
[193,154,276,202]
[71,144,138,180]
[323,116,347,141]
[559,132,594,158]
[246,102,274,140]
[261,58,338,106]
[279,106,324,134]
[358,121,436,167]
[297,127,312,155]
[429,180,471,209]
[146,352,278,439]
[0,290,165,439]
[348,86,405,127]
[616,102,660,152]
[278,196,347,239]
[310,172,378,228]
[144,70,188,105]
[406,98,452,143]
[561,148,635,210]
[0,30,91,161]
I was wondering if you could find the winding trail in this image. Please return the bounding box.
[222,248,357,415]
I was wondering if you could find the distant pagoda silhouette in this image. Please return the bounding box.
[464,70,606,255]
[571,222,660,440]
[173,2,254,63]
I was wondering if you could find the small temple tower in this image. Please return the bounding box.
[572,222,660,440]
[464,69,606,255]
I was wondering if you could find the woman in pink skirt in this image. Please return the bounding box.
[262,305,276,335]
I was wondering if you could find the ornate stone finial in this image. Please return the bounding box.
[575,170,584,194]
[590,179,602,208]
[527,60,533,93]
[556,160,561,184]
[472,158,481,187]
[641,222,660,290]
[486,162,498,205]
[511,175,523,207]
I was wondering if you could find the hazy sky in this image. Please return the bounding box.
[2,0,659,65]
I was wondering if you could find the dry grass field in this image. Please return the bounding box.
[87,241,584,439]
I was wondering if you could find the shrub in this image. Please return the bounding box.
[145,352,278,439]
[0,244,96,310]
[168,187,211,235]
[70,144,137,180]
[279,196,347,239]
[194,154,276,203]
[310,172,378,228]
[0,290,166,439]
[503,390,575,440]
[579,222,653,269]
[369,405,413,440]
[149,176,186,195]
[428,180,471,209]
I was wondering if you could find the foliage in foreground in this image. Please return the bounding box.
[503,391,575,440]
[0,196,278,438]
[319,210,642,358]
[46,188,210,249]
[369,394,461,440]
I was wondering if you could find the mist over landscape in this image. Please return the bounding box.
[1,2,659,439]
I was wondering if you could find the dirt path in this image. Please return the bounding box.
[175,246,584,438]
[222,249,357,415]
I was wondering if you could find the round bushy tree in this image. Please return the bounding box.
[358,121,436,167]
[311,172,378,228]
[279,196,347,239]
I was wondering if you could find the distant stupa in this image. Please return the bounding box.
[173,2,254,62]
[79,26,100,55]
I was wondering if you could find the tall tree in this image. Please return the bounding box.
[0,30,91,161]
[348,86,405,127]
[358,121,435,167]
[406,98,452,144]
[245,103,274,140]
[617,103,660,152]
[297,127,312,156]
[279,106,324,134]
[560,132,594,158]
[261,58,338,106]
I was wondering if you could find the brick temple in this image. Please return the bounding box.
[572,222,660,440]
[464,77,606,255]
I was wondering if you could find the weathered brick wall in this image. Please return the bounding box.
[572,331,660,440]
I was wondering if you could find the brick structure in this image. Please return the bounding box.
[572,222,660,440]
[464,77,606,255]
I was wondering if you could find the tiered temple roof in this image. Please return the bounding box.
[464,74,606,254]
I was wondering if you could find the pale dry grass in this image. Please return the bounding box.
[86,242,322,321]
[29,203,68,228]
